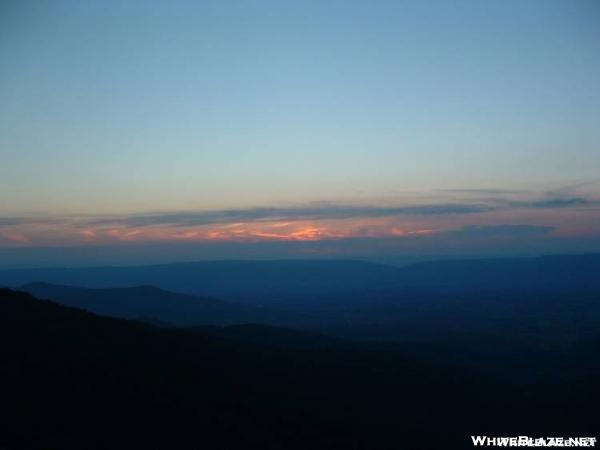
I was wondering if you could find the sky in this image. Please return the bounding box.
[1,0,599,266]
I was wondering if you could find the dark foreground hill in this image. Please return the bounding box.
[1,288,599,450]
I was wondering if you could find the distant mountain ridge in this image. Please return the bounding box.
[2,255,600,341]
[22,282,302,327]
[2,254,599,291]
[2,254,598,307]
[399,253,600,288]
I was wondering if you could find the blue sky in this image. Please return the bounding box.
[0,0,599,263]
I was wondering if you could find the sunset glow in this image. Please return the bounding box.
[1,0,599,265]
[3,191,600,250]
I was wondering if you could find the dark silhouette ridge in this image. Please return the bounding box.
[21,282,303,327]
[1,287,599,449]
[192,323,347,349]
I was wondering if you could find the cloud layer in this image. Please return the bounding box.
[1,188,598,247]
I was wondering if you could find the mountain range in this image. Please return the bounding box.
[4,254,599,342]
[2,286,599,450]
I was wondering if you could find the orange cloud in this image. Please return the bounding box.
[0,232,31,245]
[391,227,439,236]
[59,219,440,244]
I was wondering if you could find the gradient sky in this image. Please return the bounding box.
[1,0,599,265]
